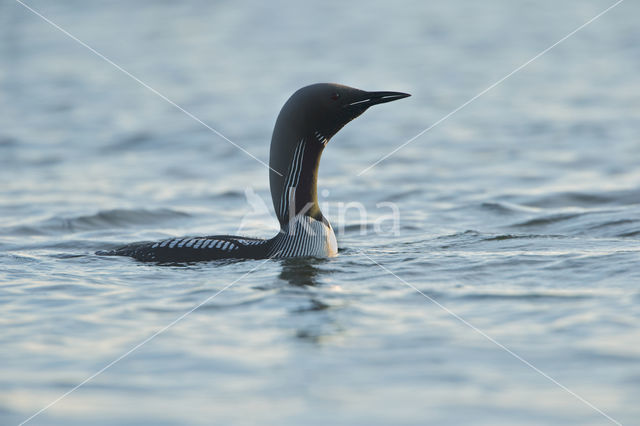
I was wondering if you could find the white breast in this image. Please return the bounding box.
[268,215,338,258]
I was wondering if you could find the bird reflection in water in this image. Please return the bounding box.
[278,258,344,343]
[278,258,323,287]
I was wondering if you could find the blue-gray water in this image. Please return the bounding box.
[1,1,639,424]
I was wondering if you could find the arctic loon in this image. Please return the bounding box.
[100,83,410,262]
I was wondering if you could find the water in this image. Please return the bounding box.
[1,0,639,424]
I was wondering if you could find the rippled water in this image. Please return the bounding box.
[2,0,640,424]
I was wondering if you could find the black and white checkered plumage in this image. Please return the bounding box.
[101,215,337,262]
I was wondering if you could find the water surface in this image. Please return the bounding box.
[1,1,639,424]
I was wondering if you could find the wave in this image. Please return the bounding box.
[510,212,582,228]
[482,233,564,241]
[520,189,640,208]
[458,291,592,301]
[100,132,154,153]
[509,209,639,238]
[4,208,190,235]
[479,202,519,215]
[619,230,640,237]
[384,188,424,202]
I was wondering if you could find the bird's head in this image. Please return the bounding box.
[279,83,410,143]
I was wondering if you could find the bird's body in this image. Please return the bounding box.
[107,215,337,262]
[99,83,408,262]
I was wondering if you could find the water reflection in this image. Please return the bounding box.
[278,258,344,343]
[278,258,323,287]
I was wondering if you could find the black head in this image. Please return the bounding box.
[281,83,411,143]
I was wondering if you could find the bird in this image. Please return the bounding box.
[98,83,410,262]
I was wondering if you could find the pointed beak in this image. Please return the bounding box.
[345,91,411,109]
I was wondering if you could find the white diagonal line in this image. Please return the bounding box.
[18,256,274,426]
[357,250,621,426]
[14,0,282,177]
[358,0,625,176]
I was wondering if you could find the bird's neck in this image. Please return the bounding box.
[270,136,325,229]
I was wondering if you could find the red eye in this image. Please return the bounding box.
[330,93,340,101]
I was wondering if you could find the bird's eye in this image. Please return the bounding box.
[330,93,340,101]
